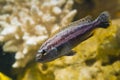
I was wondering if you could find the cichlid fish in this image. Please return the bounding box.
[36,11,110,62]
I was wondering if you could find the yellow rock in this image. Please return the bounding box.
[0,72,11,80]
[18,20,120,80]
[17,64,54,80]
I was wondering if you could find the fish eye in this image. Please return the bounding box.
[37,49,46,59]
[42,50,47,55]
[42,50,46,54]
[38,49,47,55]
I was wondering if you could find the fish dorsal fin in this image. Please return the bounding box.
[68,15,93,27]
[51,15,93,36]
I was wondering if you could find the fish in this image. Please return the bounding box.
[36,11,110,63]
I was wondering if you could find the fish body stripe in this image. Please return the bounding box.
[46,20,100,50]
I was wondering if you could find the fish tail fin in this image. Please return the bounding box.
[97,11,110,28]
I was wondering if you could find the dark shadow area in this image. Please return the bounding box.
[102,55,120,66]
[0,44,16,79]
[85,58,96,66]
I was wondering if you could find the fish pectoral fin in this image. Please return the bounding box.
[51,47,58,54]
[65,50,76,56]
[51,47,57,51]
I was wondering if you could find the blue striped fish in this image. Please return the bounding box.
[36,11,110,62]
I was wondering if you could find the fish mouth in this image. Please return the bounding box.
[35,54,52,63]
[35,53,49,62]
[35,53,42,62]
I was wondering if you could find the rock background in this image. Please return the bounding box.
[0,0,120,80]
